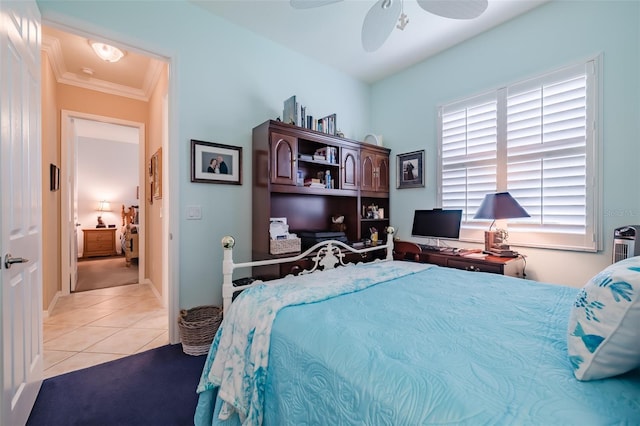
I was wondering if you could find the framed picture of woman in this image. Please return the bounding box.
[396,150,425,189]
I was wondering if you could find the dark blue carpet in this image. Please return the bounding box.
[27,344,207,426]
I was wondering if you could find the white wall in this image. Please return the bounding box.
[372,0,640,287]
[76,137,138,256]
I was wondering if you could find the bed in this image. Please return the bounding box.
[195,228,640,425]
[120,204,139,267]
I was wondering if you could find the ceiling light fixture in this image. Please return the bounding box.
[90,41,125,63]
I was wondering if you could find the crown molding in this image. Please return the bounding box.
[41,34,158,102]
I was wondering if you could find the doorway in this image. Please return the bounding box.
[72,118,142,293]
[41,22,177,376]
[61,113,146,295]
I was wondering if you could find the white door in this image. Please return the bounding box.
[61,112,79,294]
[68,117,78,292]
[0,0,44,424]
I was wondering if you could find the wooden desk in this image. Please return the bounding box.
[82,228,117,258]
[393,240,525,278]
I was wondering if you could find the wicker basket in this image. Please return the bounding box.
[177,305,223,356]
[270,237,301,255]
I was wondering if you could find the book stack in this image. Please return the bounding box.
[303,178,325,189]
[317,114,336,135]
[315,147,337,164]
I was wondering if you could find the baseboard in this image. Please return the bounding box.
[43,290,63,319]
[144,278,165,307]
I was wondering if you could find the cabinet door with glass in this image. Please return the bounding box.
[270,132,297,185]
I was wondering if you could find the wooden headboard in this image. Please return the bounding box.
[121,205,138,226]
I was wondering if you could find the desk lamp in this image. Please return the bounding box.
[474,192,530,256]
[96,200,110,228]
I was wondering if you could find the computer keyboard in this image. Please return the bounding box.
[419,244,446,252]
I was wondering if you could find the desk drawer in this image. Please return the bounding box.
[447,259,503,274]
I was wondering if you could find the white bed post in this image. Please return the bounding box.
[385,226,395,260]
[221,236,236,314]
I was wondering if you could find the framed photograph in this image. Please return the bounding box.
[191,139,242,185]
[50,163,60,191]
[397,150,425,189]
[151,148,162,199]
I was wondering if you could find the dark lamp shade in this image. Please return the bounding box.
[474,192,530,220]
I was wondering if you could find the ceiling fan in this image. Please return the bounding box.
[290,0,489,52]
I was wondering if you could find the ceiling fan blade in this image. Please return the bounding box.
[416,0,488,20]
[290,0,343,9]
[361,0,402,52]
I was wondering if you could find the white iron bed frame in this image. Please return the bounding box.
[221,227,396,313]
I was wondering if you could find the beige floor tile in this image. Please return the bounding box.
[43,349,76,370]
[127,298,164,313]
[42,281,169,378]
[84,328,166,355]
[87,310,152,328]
[43,352,126,379]
[49,294,115,314]
[44,326,120,352]
[89,295,149,310]
[132,310,169,329]
[44,307,118,326]
[111,284,156,298]
[82,283,142,297]
[43,323,80,342]
[137,331,170,353]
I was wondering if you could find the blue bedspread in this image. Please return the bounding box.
[196,260,431,425]
[196,262,640,425]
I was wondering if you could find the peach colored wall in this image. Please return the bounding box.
[41,52,61,310]
[43,83,151,304]
[146,67,168,294]
[56,84,148,125]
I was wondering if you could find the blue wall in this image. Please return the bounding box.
[38,0,640,305]
[372,0,640,286]
[37,0,372,308]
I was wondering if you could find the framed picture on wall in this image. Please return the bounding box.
[190,139,242,185]
[50,163,60,191]
[151,148,162,199]
[396,150,425,189]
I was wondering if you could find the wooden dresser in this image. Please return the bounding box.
[82,228,117,258]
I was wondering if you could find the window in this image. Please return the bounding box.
[438,58,600,251]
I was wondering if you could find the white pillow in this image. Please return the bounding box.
[567,256,640,380]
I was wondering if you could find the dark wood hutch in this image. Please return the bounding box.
[252,120,390,278]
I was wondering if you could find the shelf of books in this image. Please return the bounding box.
[283,95,337,135]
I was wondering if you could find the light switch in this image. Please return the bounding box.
[186,205,202,220]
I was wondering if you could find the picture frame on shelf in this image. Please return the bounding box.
[191,139,242,185]
[396,150,425,189]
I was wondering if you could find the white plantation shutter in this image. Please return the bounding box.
[438,59,600,251]
[440,94,497,222]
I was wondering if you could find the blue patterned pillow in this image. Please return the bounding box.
[567,256,640,380]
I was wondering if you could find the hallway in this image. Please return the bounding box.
[43,283,169,379]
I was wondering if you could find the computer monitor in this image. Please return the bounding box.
[411,209,462,245]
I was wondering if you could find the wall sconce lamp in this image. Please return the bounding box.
[474,191,530,257]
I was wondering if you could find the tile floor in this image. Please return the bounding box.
[43,283,169,379]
